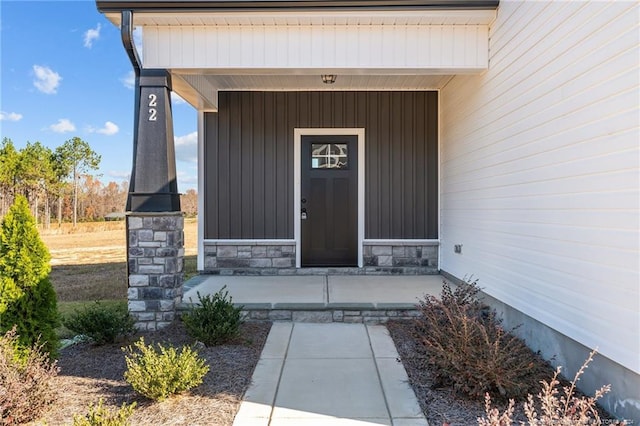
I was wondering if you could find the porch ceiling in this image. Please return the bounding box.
[172,73,453,111]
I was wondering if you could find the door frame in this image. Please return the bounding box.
[294,128,365,268]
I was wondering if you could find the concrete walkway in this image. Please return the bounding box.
[183,274,440,425]
[233,322,429,426]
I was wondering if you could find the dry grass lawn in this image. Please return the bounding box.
[40,219,198,302]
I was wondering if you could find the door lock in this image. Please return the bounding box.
[301,208,307,220]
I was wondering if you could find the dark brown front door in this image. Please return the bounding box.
[301,135,358,266]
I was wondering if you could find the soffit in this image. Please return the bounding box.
[190,73,451,90]
[173,73,452,111]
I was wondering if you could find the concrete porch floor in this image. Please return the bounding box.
[181,274,444,311]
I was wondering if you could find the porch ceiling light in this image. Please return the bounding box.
[321,74,336,84]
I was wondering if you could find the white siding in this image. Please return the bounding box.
[440,0,639,373]
[143,24,488,72]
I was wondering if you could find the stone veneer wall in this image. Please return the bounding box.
[244,308,421,324]
[363,242,438,268]
[127,213,184,330]
[202,241,439,274]
[203,241,296,271]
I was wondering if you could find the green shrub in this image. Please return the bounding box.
[63,301,136,345]
[413,279,547,401]
[0,195,50,313]
[0,196,59,357]
[0,327,59,425]
[72,399,136,426]
[123,337,209,401]
[1,277,59,358]
[479,350,614,426]
[182,287,243,346]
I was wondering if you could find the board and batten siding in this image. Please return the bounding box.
[440,0,639,401]
[204,91,438,240]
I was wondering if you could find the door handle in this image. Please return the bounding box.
[301,208,307,220]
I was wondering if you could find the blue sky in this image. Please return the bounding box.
[0,0,198,190]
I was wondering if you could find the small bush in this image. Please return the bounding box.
[63,301,136,345]
[123,337,209,401]
[182,287,243,346]
[72,399,136,426]
[0,327,59,425]
[479,350,615,426]
[413,279,547,401]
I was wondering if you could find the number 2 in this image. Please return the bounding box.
[148,94,157,121]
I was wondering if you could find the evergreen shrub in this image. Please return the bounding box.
[182,287,243,346]
[63,301,136,345]
[72,399,136,426]
[1,278,59,358]
[0,196,50,311]
[123,338,209,401]
[0,196,59,357]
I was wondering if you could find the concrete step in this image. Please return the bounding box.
[179,274,443,323]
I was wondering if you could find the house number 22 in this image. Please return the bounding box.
[148,94,158,121]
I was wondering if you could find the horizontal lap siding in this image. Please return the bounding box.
[440,1,639,372]
[144,25,488,70]
[205,91,438,239]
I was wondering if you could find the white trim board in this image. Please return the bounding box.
[294,128,366,268]
[196,111,206,271]
[364,240,440,246]
[203,239,295,245]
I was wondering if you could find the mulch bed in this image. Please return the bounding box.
[34,321,271,426]
[387,319,509,425]
[387,320,620,426]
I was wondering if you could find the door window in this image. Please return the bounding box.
[311,143,348,169]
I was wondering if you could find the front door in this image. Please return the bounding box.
[301,135,358,266]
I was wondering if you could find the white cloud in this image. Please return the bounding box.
[177,170,198,191]
[83,23,101,48]
[108,170,130,179]
[94,121,119,135]
[49,118,76,133]
[174,131,198,163]
[171,92,187,105]
[33,65,62,94]
[0,111,23,121]
[121,70,135,89]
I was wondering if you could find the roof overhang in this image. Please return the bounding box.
[97,0,499,13]
[96,0,499,111]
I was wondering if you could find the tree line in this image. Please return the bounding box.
[0,137,197,227]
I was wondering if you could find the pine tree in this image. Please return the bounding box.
[0,195,59,356]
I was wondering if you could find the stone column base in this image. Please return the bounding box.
[126,212,184,330]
